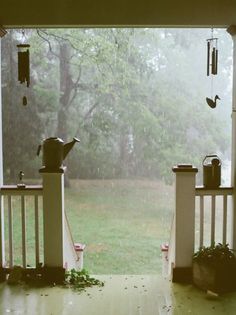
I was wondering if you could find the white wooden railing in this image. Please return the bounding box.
[0,185,43,271]
[170,165,235,282]
[195,187,233,248]
[0,170,81,282]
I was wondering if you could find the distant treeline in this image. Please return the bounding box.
[1,28,231,183]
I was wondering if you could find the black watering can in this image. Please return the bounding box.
[37,137,80,172]
[203,154,221,188]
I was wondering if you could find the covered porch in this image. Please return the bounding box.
[1,0,236,314]
[1,275,236,314]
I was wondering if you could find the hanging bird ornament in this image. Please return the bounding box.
[206,29,220,109]
[206,95,220,109]
[17,30,30,106]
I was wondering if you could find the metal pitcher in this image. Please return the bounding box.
[203,154,221,188]
[37,137,80,172]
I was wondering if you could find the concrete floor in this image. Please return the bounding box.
[1,275,236,315]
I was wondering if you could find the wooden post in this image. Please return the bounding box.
[172,165,198,282]
[0,38,5,281]
[40,168,66,282]
[227,26,236,250]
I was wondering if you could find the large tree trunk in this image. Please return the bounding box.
[57,41,74,187]
[119,128,130,178]
[57,41,73,139]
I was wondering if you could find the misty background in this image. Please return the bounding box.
[1,28,232,185]
[0,28,233,274]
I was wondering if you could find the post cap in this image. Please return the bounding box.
[172,164,198,173]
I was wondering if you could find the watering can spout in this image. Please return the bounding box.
[63,137,80,160]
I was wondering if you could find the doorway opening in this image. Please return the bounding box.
[2,28,232,274]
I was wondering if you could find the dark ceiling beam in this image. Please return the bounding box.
[0,0,236,27]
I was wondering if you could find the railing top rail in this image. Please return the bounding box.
[0,185,43,196]
[195,186,233,196]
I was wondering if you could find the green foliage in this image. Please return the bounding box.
[2,28,231,183]
[2,30,44,181]
[193,243,236,264]
[65,268,104,292]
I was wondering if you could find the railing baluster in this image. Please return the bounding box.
[0,185,43,272]
[199,196,204,248]
[21,196,26,268]
[195,187,232,249]
[8,196,13,268]
[211,195,216,246]
[34,196,40,267]
[223,195,227,245]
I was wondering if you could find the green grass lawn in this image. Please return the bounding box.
[3,179,174,274]
[65,179,174,274]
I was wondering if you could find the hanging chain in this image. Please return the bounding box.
[21,29,26,43]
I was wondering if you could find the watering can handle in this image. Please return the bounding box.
[202,154,221,165]
[73,137,80,143]
[37,145,41,156]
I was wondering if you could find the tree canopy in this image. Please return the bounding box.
[1,28,232,184]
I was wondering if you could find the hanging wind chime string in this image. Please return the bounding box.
[17,29,30,106]
[206,28,220,109]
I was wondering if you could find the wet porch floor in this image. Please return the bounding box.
[1,275,236,315]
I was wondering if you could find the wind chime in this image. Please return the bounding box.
[17,30,30,106]
[206,29,220,109]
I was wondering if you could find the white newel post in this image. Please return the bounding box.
[227,26,236,251]
[0,37,5,280]
[40,169,66,280]
[172,165,198,282]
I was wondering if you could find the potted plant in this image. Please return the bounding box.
[193,243,236,293]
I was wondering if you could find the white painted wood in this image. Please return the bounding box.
[199,196,204,248]
[0,190,43,269]
[0,39,3,186]
[195,186,233,196]
[172,165,198,268]
[41,172,65,268]
[64,213,81,270]
[0,195,4,268]
[21,196,26,268]
[167,215,175,276]
[0,39,5,269]
[227,26,236,251]
[7,196,13,268]
[223,195,227,245]
[0,186,43,196]
[34,196,40,267]
[211,195,216,246]
[196,188,231,247]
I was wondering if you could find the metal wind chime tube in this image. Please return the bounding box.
[206,31,220,109]
[17,40,30,106]
[207,37,218,76]
[207,41,210,76]
[17,44,30,87]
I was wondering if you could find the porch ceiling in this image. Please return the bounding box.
[0,0,236,28]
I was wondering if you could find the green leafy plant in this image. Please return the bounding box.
[65,268,104,292]
[193,243,236,264]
